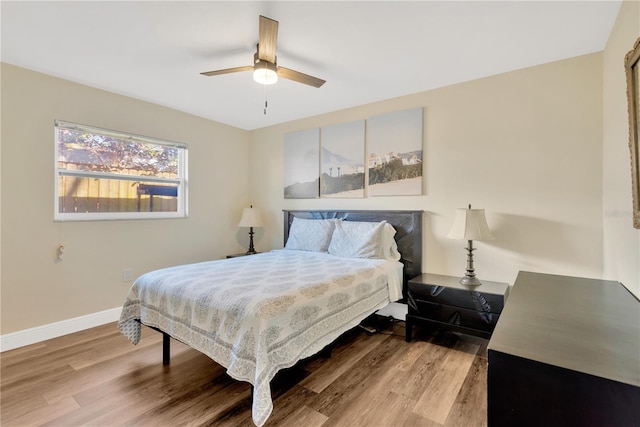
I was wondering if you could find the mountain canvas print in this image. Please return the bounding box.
[284,128,320,199]
[321,120,365,198]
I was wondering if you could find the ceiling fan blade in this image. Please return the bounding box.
[277,66,326,88]
[200,65,253,76]
[258,15,278,63]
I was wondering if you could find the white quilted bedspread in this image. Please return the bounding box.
[118,249,403,426]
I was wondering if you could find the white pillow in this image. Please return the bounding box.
[381,222,401,261]
[284,218,336,252]
[328,220,388,259]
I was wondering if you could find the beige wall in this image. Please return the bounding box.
[603,0,640,299]
[250,53,604,288]
[6,21,638,336]
[0,63,251,334]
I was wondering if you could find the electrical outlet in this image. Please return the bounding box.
[122,268,134,282]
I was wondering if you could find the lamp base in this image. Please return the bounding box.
[460,239,482,286]
[245,227,256,255]
[459,275,482,286]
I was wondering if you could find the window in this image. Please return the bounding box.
[55,120,188,220]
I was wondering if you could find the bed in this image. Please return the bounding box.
[118,209,422,426]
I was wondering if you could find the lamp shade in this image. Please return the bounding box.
[447,207,494,241]
[238,206,263,228]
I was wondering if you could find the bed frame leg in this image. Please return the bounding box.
[163,332,170,365]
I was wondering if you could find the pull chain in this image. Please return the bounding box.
[263,83,268,115]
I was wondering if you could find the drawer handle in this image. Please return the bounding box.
[431,285,445,296]
[471,291,494,323]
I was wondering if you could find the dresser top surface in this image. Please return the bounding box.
[488,271,640,387]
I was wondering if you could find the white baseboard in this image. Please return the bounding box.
[0,307,122,352]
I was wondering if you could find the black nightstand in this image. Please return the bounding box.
[406,273,509,341]
[226,252,260,259]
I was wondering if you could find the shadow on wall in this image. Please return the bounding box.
[423,210,448,271]
[235,227,266,253]
[488,213,602,278]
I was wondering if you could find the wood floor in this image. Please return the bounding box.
[1,320,488,426]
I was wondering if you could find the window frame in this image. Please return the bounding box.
[54,120,188,221]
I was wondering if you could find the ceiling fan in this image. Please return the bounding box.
[200,15,326,88]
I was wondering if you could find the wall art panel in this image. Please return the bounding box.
[321,120,365,198]
[368,108,423,196]
[284,128,320,199]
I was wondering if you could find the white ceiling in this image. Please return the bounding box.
[1,1,621,131]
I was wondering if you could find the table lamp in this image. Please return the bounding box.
[447,204,495,286]
[238,205,263,255]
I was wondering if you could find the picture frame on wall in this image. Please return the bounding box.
[368,108,424,196]
[320,120,365,198]
[625,36,640,229]
[283,128,320,199]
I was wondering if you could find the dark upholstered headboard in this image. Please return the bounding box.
[283,210,423,296]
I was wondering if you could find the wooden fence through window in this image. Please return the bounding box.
[58,163,178,214]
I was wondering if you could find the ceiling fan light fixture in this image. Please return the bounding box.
[253,61,278,85]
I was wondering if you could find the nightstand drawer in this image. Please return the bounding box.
[410,300,501,333]
[407,282,505,313]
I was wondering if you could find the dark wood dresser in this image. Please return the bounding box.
[487,271,640,427]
